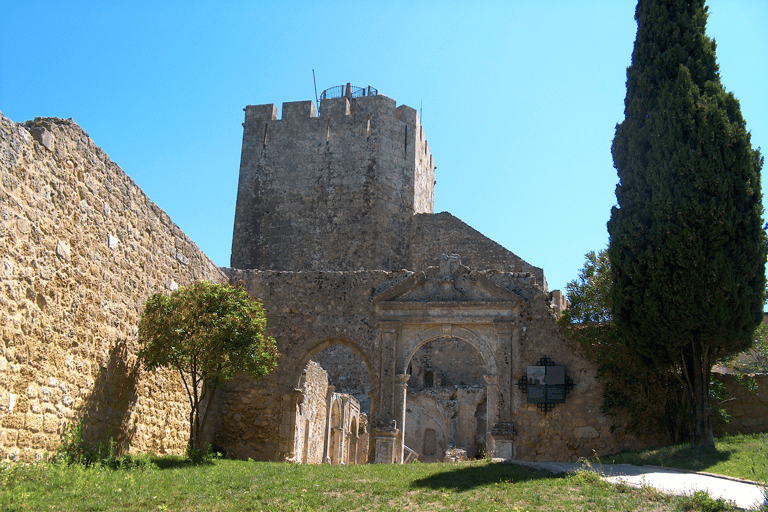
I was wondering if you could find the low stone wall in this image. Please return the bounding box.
[714,373,768,436]
[0,113,225,460]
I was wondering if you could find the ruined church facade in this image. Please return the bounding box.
[210,85,645,463]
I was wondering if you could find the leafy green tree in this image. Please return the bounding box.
[734,322,768,374]
[608,0,766,448]
[561,250,612,324]
[137,281,279,456]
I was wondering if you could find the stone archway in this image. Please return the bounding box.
[290,339,376,464]
[404,335,489,460]
[371,262,523,463]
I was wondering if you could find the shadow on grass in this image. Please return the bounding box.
[149,456,215,470]
[608,445,735,472]
[411,462,560,492]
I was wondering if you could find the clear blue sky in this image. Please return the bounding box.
[2,1,766,293]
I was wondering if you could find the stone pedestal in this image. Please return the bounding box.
[490,422,516,460]
[373,421,400,464]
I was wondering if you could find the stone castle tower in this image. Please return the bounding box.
[231,84,436,271]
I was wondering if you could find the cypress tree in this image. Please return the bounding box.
[607,0,766,448]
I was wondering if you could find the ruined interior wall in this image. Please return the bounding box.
[407,337,487,390]
[354,414,370,465]
[216,268,409,461]
[407,213,547,290]
[405,386,486,462]
[311,345,371,413]
[0,113,226,461]
[405,392,451,463]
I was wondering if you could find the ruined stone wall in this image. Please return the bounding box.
[407,337,487,390]
[406,213,547,290]
[311,345,372,413]
[714,373,768,436]
[405,386,486,462]
[216,268,410,460]
[217,267,663,463]
[231,93,435,272]
[295,361,329,464]
[487,272,663,460]
[0,113,226,461]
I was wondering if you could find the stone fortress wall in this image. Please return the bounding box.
[231,91,435,272]
[230,87,540,283]
[0,113,225,461]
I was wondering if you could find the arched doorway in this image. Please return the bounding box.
[405,336,488,461]
[292,340,374,464]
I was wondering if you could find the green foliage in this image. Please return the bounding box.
[559,251,687,443]
[53,421,156,470]
[137,281,279,455]
[607,0,766,448]
[678,490,736,512]
[735,323,768,374]
[560,250,612,324]
[53,420,106,467]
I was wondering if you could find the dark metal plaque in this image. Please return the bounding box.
[526,364,566,404]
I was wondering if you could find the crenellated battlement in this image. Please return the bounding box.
[232,90,436,271]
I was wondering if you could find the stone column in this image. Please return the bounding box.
[367,390,377,464]
[394,373,409,464]
[279,388,304,462]
[484,374,499,431]
[372,324,401,463]
[483,374,503,458]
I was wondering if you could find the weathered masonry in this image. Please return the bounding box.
[215,85,657,463]
[1,85,662,463]
[0,115,225,461]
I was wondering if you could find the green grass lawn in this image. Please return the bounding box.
[1,457,680,512]
[3,434,766,512]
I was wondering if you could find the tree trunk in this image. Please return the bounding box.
[681,346,715,449]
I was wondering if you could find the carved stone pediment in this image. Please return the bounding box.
[374,255,523,306]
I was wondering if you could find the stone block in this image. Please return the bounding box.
[43,413,60,433]
[574,426,599,439]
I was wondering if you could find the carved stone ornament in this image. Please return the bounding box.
[439,253,461,280]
